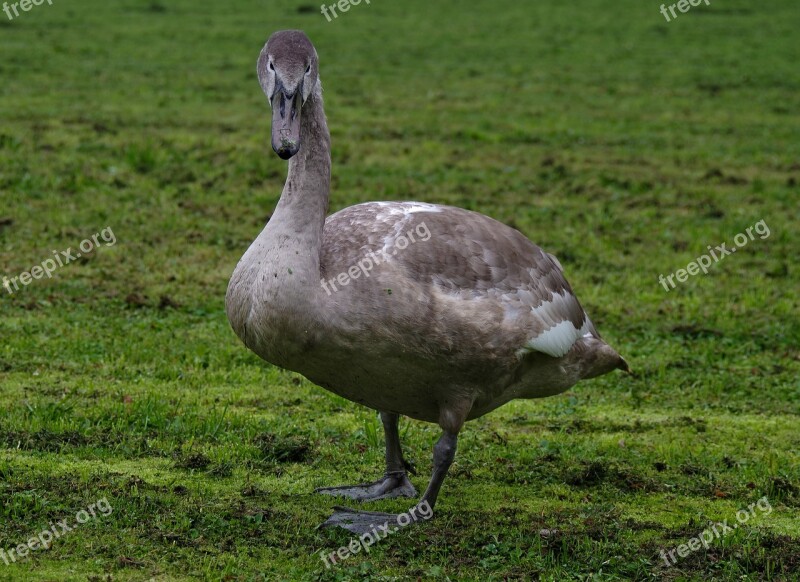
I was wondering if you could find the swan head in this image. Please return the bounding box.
[257,30,320,160]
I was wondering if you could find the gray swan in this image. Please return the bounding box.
[226,30,630,534]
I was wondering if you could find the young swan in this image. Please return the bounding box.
[226,30,630,535]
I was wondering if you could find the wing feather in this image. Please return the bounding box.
[321,202,593,358]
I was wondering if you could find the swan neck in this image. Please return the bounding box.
[264,91,330,276]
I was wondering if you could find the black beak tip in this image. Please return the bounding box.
[273,144,299,160]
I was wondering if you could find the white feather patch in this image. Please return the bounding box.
[401,203,441,214]
[517,291,590,358]
[375,202,441,254]
[525,319,590,358]
[373,201,442,218]
[531,291,579,328]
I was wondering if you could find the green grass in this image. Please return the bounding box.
[1,0,799,579]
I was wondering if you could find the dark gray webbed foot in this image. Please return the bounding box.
[315,472,417,501]
[319,506,406,535]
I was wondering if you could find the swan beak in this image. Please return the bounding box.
[271,88,302,160]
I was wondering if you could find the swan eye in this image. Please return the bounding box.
[305,64,311,75]
[269,61,275,72]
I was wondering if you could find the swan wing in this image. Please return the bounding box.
[322,202,595,358]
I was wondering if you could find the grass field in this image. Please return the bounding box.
[1,0,799,580]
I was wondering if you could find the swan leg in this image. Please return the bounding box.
[315,412,417,501]
[319,431,459,535]
[418,430,458,510]
[320,403,468,535]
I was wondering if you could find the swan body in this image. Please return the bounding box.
[230,200,624,423]
[226,30,628,533]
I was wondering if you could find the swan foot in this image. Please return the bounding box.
[315,472,417,501]
[319,505,425,536]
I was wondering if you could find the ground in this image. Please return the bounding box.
[0,0,798,580]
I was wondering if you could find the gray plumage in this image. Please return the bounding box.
[226,30,629,533]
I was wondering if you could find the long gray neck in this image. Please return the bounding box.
[254,88,331,288]
[225,84,330,360]
[227,86,330,319]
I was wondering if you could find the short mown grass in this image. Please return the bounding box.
[0,0,798,580]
